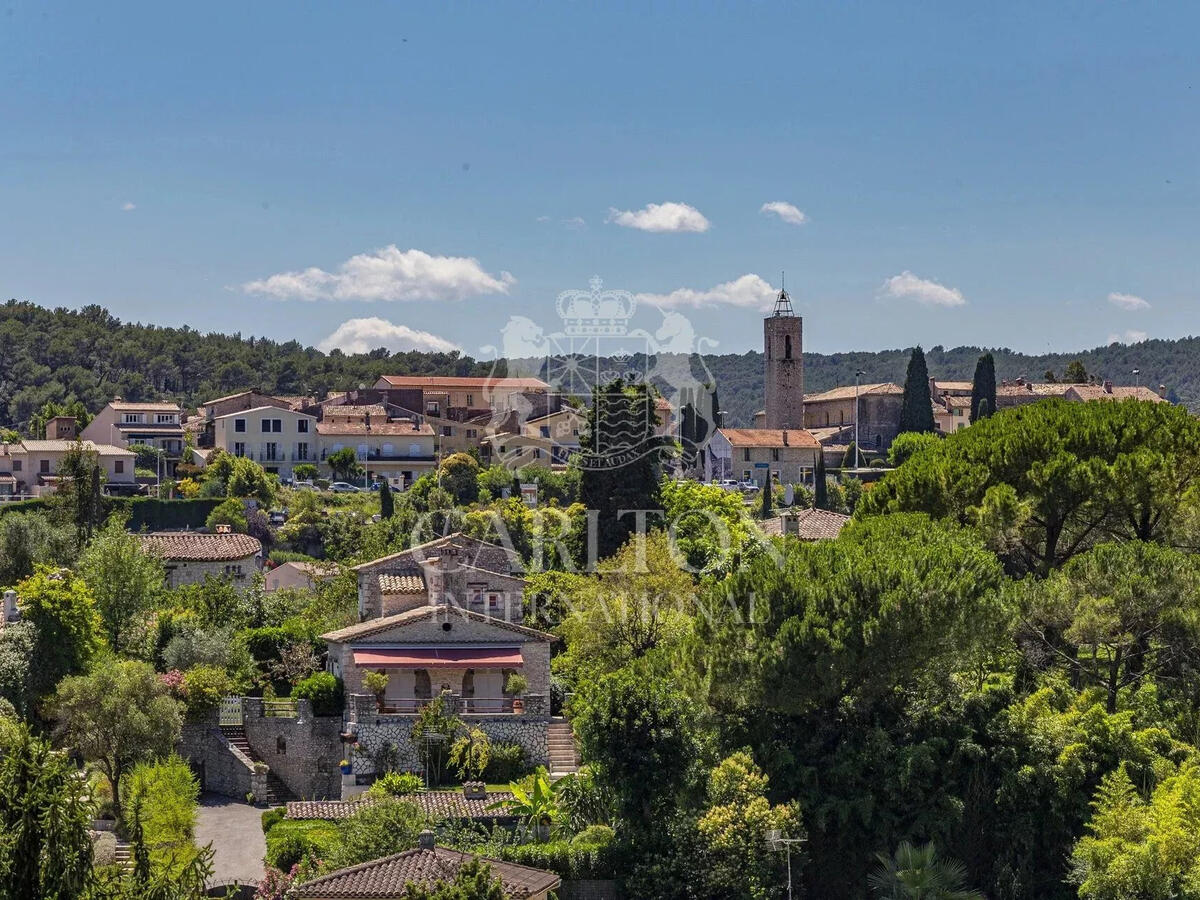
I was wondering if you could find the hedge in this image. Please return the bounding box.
[292,672,344,717]
[0,499,50,517]
[264,819,338,871]
[499,841,617,880]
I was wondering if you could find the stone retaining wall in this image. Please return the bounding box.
[349,716,548,776]
[242,698,343,799]
[179,721,253,799]
[558,881,619,900]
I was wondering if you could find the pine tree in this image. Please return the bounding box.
[814,452,828,510]
[899,347,936,434]
[970,353,997,422]
[379,480,394,519]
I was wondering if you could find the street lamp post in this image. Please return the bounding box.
[854,370,866,471]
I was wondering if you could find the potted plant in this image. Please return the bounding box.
[506,673,528,714]
[340,758,352,775]
[363,671,389,710]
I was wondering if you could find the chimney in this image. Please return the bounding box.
[1015,377,1025,387]
[215,523,233,534]
[2,590,18,624]
[1027,381,1034,392]
[782,430,789,447]
[928,376,939,400]
[1103,380,1113,394]
[1159,384,1168,399]
[462,782,487,800]
[418,830,435,851]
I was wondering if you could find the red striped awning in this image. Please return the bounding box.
[352,647,522,668]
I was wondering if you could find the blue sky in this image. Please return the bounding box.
[1,1,1196,359]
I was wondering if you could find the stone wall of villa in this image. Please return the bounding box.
[348,716,549,777]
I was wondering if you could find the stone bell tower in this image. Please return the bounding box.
[763,285,804,429]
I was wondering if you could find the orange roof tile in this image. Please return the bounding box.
[718,428,821,449]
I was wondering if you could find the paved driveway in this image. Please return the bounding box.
[195,794,267,889]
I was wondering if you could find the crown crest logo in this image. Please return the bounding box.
[555,276,636,336]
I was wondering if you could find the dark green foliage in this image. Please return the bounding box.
[841,441,860,469]
[379,480,395,519]
[579,379,671,560]
[860,399,1200,575]
[1063,359,1089,384]
[481,742,528,784]
[0,722,95,899]
[264,818,338,871]
[261,807,286,834]
[970,353,996,421]
[899,347,935,434]
[498,840,618,880]
[326,447,362,482]
[887,432,940,467]
[292,672,344,716]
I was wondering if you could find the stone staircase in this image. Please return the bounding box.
[112,839,131,869]
[548,717,580,778]
[219,724,294,805]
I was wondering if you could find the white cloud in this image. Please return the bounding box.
[536,215,551,222]
[242,245,515,302]
[317,317,462,355]
[1108,291,1151,311]
[606,201,711,233]
[637,273,777,310]
[121,202,136,211]
[1107,329,1149,345]
[562,216,587,229]
[759,201,808,225]
[880,270,966,308]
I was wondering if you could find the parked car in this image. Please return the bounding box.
[329,482,362,493]
[715,479,743,492]
[738,479,760,492]
[292,480,316,491]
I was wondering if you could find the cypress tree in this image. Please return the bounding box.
[970,353,997,422]
[760,476,774,518]
[899,347,936,434]
[379,480,394,519]
[814,452,828,510]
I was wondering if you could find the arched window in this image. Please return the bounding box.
[414,669,432,699]
[784,335,792,359]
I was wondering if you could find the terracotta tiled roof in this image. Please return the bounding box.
[945,396,973,408]
[1066,385,1166,403]
[933,381,974,392]
[718,428,821,449]
[287,791,516,822]
[804,383,903,403]
[996,383,1070,398]
[292,845,560,899]
[321,604,552,644]
[317,422,434,436]
[137,532,262,562]
[378,573,426,595]
[352,534,523,578]
[377,376,550,391]
[761,508,851,541]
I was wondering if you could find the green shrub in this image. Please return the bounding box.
[264,819,338,871]
[205,498,248,532]
[292,672,343,716]
[262,807,286,834]
[368,771,423,797]
[181,665,231,723]
[483,742,528,784]
[571,824,615,848]
[449,726,491,781]
[499,840,616,880]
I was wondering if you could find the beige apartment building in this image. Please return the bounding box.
[209,405,318,480]
[706,428,822,487]
[317,418,437,489]
[81,398,186,470]
[0,436,135,499]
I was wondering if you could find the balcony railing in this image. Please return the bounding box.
[347,692,548,720]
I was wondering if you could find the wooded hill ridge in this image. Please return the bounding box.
[1,299,1194,430]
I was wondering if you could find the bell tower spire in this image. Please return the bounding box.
[763,273,804,429]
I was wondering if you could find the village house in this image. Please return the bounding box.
[801,383,904,451]
[264,560,338,593]
[80,398,185,472]
[0,428,136,499]
[995,377,1168,410]
[761,507,852,541]
[706,427,822,487]
[191,390,306,449]
[316,410,437,489]
[137,529,263,590]
[371,375,550,456]
[481,402,586,469]
[207,405,318,481]
[292,832,560,900]
[323,534,554,784]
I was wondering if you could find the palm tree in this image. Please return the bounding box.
[487,769,560,841]
[868,841,984,900]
